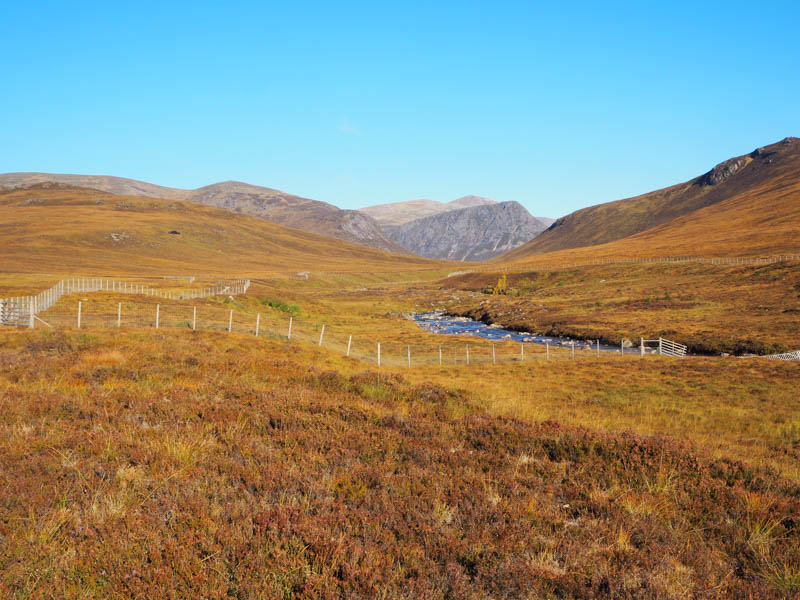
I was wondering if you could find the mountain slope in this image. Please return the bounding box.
[0,173,405,253]
[498,148,800,266]
[358,195,496,227]
[508,136,800,257]
[0,185,441,276]
[388,201,548,261]
[185,181,407,253]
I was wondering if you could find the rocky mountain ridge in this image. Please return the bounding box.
[387,201,548,261]
[358,195,497,227]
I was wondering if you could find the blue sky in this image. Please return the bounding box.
[1,1,798,217]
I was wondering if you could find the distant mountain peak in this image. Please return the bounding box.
[448,195,496,206]
[385,201,548,261]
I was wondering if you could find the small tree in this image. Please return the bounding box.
[493,273,508,295]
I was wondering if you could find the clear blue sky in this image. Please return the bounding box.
[1,1,798,217]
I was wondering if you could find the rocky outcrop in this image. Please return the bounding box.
[359,195,497,227]
[387,201,547,261]
[697,157,748,187]
[501,136,800,259]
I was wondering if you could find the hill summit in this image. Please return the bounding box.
[0,173,406,253]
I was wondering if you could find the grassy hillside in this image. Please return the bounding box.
[440,261,800,355]
[1,327,798,598]
[0,174,406,253]
[0,185,442,278]
[504,136,800,259]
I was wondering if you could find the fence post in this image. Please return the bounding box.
[621,339,623,354]
[571,342,575,359]
[117,303,121,328]
[377,343,381,367]
[288,317,292,340]
[228,310,233,333]
[319,325,325,346]
[658,337,663,356]
[192,306,196,330]
[407,345,411,367]
[492,344,496,364]
[29,298,34,328]
[255,313,260,336]
[346,335,352,357]
[640,337,644,356]
[156,304,160,329]
[77,301,82,329]
[597,340,600,358]
[520,343,524,362]
[546,342,549,359]
[466,344,470,365]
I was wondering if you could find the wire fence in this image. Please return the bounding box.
[11,291,686,368]
[447,254,800,277]
[0,277,249,327]
[763,350,800,361]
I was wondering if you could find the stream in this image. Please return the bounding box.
[413,312,648,354]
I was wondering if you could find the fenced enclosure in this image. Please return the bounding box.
[0,277,249,327]
[764,350,800,361]
[4,284,700,368]
[640,337,688,357]
[448,254,800,277]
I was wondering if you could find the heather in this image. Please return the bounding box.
[1,329,798,599]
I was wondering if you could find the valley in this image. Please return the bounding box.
[1,138,799,599]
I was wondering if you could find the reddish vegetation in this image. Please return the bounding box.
[1,329,798,598]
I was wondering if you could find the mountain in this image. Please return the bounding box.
[183,181,407,253]
[0,173,406,253]
[499,137,800,264]
[507,136,800,257]
[387,201,548,261]
[358,195,497,227]
[0,184,442,276]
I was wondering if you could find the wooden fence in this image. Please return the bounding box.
[640,337,688,358]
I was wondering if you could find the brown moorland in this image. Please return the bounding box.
[440,260,800,355]
[26,279,800,480]
[503,136,800,258]
[1,327,799,599]
[0,174,405,252]
[0,185,444,279]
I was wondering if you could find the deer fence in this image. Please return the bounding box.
[0,277,249,327]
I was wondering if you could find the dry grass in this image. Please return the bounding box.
[0,328,798,598]
[501,137,800,260]
[442,260,800,354]
[0,186,445,278]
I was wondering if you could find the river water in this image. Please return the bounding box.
[413,312,645,354]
